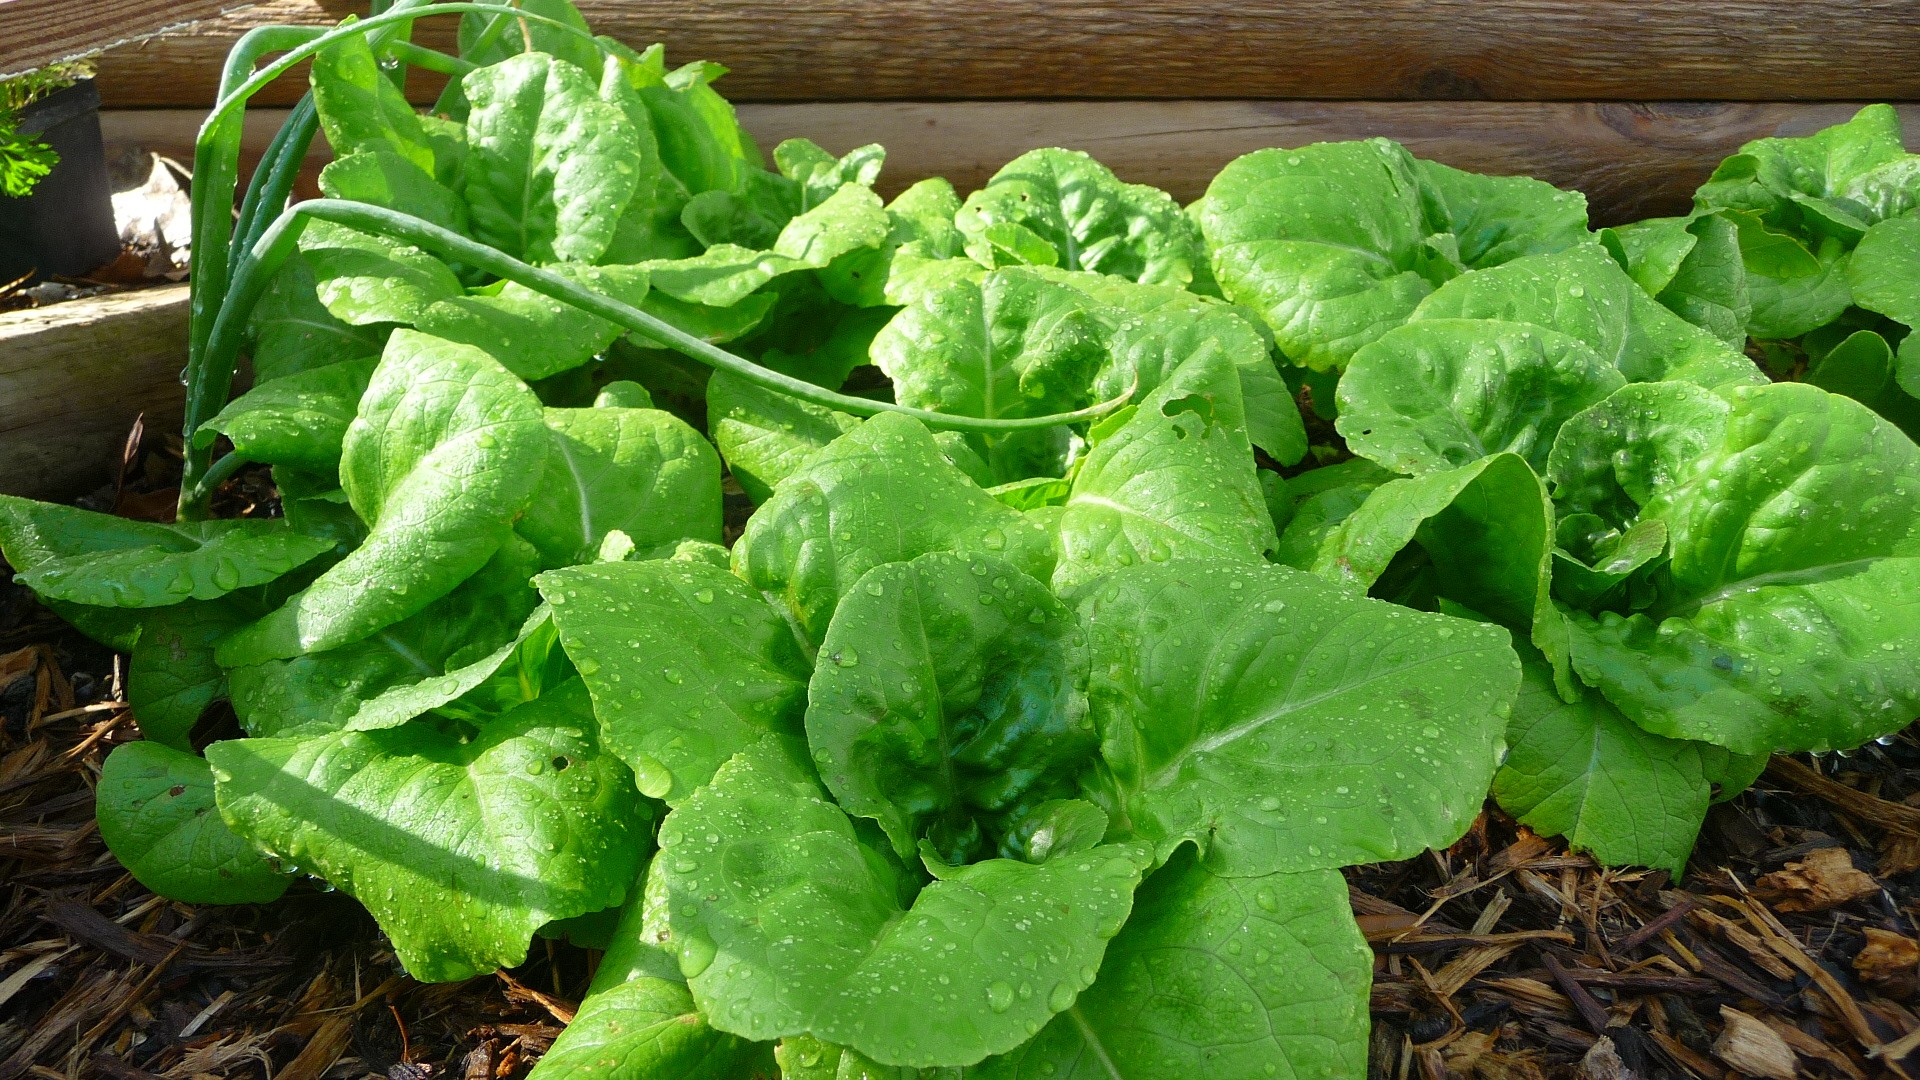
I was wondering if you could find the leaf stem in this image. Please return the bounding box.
[182,450,252,509]
[229,200,1133,434]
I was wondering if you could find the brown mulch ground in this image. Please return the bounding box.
[7,441,1920,1080]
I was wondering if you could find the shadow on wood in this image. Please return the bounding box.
[0,286,188,500]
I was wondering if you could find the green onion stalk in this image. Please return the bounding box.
[178,5,1124,516]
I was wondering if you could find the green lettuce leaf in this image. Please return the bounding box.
[201,357,376,472]
[871,267,1105,483]
[1336,318,1623,476]
[641,183,889,307]
[128,600,250,750]
[1313,454,1556,645]
[775,137,885,211]
[1722,210,1853,339]
[458,0,602,74]
[732,413,1054,649]
[539,558,812,804]
[308,24,446,176]
[1053,350,1275,592]
[1493,653,1718,876]
[807,552,1094,863]
[300,220,465,327]
[1849,213,1920,330]
[977,848,1370,1080]
[0,496,333,610]
[210,679,649,982]
[415,264,650,382]
[1412,157,1590,269]
[1604,212,1752,348]
[1269,459,1399,570]
[956,148,1213,293]
[217,331,548,665]
[1551,516,1670,611]
[1081,559,1517,874]
[228,539,541,739]
[462,52,642,264]
[319,150,469,236]
[625,52,772,202]
[247,254,388,383]
[517,404,721,569]
[341,604,555,732]
[526,864,773,1080]
[1801,328,1920,440]
[97,741,289,906]
[1408,242,1763,389]
[1035,267,1306,465]
[821,178,966,308]
[705,370,860,503]
[1695,104,1916,236]
[1548,381,1920,752]
[1198,139,1586,371]
[1197,139,1438,372]
[655,737,1151,1067]
[1659,213,1752,347]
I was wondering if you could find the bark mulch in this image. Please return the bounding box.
[5,441,1920,1080]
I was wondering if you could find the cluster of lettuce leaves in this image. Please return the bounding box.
[2,0,1917,1069]
[1220,116,1920,878]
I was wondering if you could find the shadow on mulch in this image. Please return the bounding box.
[5,439,1920,1080]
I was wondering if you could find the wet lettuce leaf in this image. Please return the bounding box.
[97,741,290,906]
[210,680,649,981]
[217,331,548,664]
[1547,381,1920,753]
[654,736,1150,1067]
[1080,559,1517,874]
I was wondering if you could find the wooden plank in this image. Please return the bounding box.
[0,0,260,80]
[0,286,189,500]
[87,0,1920,109]
[99,100,1920,226]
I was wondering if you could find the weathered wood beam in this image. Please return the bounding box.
[87,0,1920,108]
[0,286,189,499]
[100,100,1920,225]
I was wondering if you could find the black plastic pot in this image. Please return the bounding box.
[0,79,121,283]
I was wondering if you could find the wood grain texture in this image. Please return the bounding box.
[86,0,1920,108]
[0,0,260,80]
[0,286,189,499]
[100,101,1920,226]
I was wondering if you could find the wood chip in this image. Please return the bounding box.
[1767,757,1920,834]
[1754,846,1881,912]
[1713,1007,1797,1080]
[1576,1036,1634,1080]
[1760,1014,1868,1080]
[1854,927,1920,1000]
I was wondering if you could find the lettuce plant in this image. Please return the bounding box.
[7,1,1918,1074]
[1606,106,1920,438]
[1255,178,1920,874]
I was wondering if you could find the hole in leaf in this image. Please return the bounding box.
[1160,393,1215,423]
[552,755,571,772]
